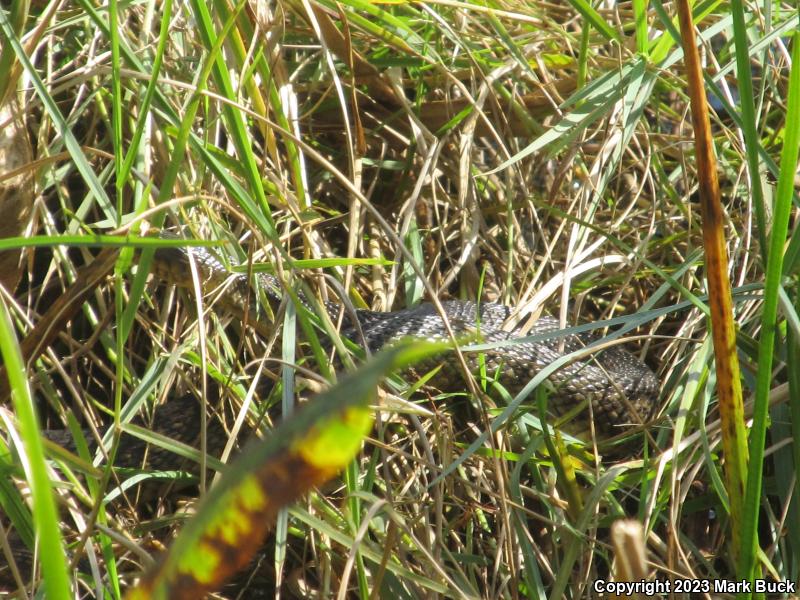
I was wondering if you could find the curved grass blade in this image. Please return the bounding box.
[738,32,800,590]
[567,0,621,43]
[0,9,112,215]
[127,341,445,600]
[0,297,71,598]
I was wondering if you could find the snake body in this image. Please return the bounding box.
[2,239,661,588]
[38,241,659,473]
[153,241,660,438]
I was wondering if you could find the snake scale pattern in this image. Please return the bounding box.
[41,240,660,472]
[150,241,659,447]
[0,237,663,591]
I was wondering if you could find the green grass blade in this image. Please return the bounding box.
[0,297,71,598]
[128,341,445,598]
[566,0,621,43]
[729,0,767,258]
[738,31,800,588]
[632,0,649,55]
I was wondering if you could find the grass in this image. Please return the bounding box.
[0,0,799,598]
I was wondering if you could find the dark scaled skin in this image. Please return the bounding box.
[347,301,659,435]
[44,241,660,469]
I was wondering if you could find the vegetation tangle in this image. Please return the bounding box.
[0,0,799,598]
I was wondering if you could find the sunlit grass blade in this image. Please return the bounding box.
[0,9,112,215]
[0,296,71,598]
[127,341,445,599]
[632,0,649,56]
[728,0,767,258]
[566,0,621,43]
[738,32,800,588]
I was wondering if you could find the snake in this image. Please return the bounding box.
[2,238,660,589]
[158,240,657,425]
[37,239,660,472]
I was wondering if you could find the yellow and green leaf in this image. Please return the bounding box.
[127,340,445,600]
